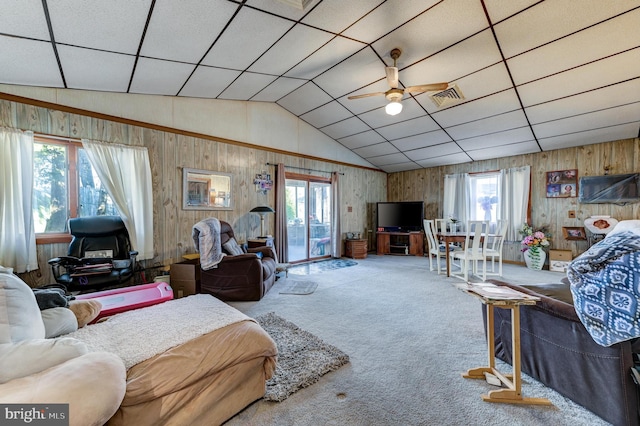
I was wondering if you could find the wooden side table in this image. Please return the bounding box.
[345,239,367,259]
[458,283,553,406]
[247,237,273,248]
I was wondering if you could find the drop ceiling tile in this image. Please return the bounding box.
[245,0,318,21]
[1,0,50,39]
[320,116,371,140]
[367,152,410,166]
[457,127,535,151]
[277,82,333,115]
[251,77,307,102]
[416,152,471,168]
[526,79,640,124]
[0,37,63,87]
[286,37,365,80]
[533,103,640,138]
[380,162,422,173]
[518,48,640,107]
[248,25,333,75]
[202,6,293,70]
[400,30,502,89]
[446,110,529,140]
[301,101,352,128]
[58,46,134,92]
[48,0,152,54]
[467,140,540,161]
[353,142,399,158]
[415,63,513,115]
[483,0,540,24]
[405,142,462,161]
[179,66,241,98]
[129,58,194,96]
[338,130,386,149]
[392,130,452,151]
[219,72,278,100]
[507,9,640,85]
[140,0,237,63]
[342,0,441,43]
[538,122,640,151]
[337,79,390,115]
[431,89,522,128]
[371,0,488,67]
[312,47,385,98]
[301,0,380,33]
[494,0,637,58]
[376,115,440,140]
[359,98,427,129]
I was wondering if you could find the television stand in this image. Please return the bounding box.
[376,231,424,256]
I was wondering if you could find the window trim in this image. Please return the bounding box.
[34,135,82,245]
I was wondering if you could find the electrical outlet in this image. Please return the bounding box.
[568,210,576,218]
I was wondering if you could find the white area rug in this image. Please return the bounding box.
[278,280,318,295]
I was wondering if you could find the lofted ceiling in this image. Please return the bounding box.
[1,0,639,172]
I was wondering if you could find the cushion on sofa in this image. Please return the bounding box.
[0,271,46,343]
[222,237,244,256]
[0,338,88,383]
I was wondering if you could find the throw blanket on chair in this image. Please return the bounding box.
[192,217,226,270]
[568,231,640,346]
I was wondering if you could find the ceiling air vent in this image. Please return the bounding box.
[429,84,465,108]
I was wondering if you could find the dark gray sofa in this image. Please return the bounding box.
[485,279,639,426]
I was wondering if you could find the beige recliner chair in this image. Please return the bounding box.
[0,268,127,426]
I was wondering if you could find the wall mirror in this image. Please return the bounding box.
[182,168,233,210]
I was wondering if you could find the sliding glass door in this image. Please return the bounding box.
[286,176,331,263]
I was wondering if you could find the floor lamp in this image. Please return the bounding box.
[250,206,275,238]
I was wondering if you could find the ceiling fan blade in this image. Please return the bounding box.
[347,92,386,100]
[405,83,449,94]
[385,67,399,89]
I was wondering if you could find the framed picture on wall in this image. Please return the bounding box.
[546,169,578,198]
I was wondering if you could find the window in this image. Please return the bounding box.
[468,172,500,223]
[33,136,118,242]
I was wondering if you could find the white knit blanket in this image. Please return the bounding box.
[64,294,251,369]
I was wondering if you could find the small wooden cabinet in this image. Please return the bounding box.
[345,239,367,259]
[376,232,424,256]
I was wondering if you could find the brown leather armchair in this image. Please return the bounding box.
[199,220,277,301]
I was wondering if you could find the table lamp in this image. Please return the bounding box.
[250,206,275,238]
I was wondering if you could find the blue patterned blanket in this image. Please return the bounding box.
[568,231,640,347]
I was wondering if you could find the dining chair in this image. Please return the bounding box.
[450,220,489,281]
[485,220,509,277]
[434,218,448,235]
[423,219,445,274]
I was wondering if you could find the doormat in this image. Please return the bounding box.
[279,280,318,295]
[255,312,350,402]
[289,259,358,275]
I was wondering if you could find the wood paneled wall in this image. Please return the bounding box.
[387,138,640,264]
[0,99,386,286]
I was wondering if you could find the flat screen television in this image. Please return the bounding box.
[578,173,640,204]
[376,201,424,232]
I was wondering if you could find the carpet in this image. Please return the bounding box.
[255,312,350,402]
[279,280,318,295]
[289,259,358,275]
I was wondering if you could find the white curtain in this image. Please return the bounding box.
[0,128,38,272]
[443,173,468,229]
[500,166,530,241]
[82,139,154,260]
[330,172,341,258]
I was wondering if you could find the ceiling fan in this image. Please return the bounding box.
[348,48,448,116]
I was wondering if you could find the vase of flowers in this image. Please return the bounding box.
[449,215,459,233]
[520,224,551,270]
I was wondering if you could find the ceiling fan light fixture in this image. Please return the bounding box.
[385,101,403,116]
